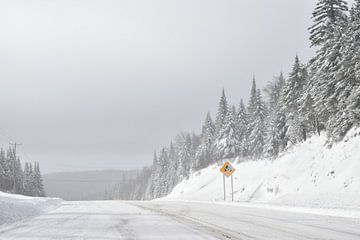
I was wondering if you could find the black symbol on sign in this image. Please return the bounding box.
[224,165,233,172]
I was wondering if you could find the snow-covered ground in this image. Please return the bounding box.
[1,200,359,240]
[0,201,218,240]
[168,128,360,211]
[0,191,62,225]
[133,200,360,240]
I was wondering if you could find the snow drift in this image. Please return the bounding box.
[0,191,62,225]
[167,128,360,210]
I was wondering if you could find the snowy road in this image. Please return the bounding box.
[0,201,217,240]
[1,200,360,240]
[131,200,360,240]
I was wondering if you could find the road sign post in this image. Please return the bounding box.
[231,174,234,202]
[223,174,226,200]
[220,161,236,202]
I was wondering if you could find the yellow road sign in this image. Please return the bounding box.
[220,161,235,177]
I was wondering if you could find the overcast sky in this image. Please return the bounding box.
[0,0,319,173]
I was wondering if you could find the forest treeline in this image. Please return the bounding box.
[107,0,360,200]
[0,147,45,197]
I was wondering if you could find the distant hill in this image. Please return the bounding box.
[43,169,139,200]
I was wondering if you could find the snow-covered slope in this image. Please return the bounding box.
[0,191,62,225]
[167,128,360,210]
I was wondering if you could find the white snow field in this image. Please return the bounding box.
[0,191,62,225]
[168,128,360,211]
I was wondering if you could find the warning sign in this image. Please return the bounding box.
[220,162,236,177]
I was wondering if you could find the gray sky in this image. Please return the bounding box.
[0,0,317,173]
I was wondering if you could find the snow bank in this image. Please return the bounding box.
[167,128,360,211]
[0,191,62,225]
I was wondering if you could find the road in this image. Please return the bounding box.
[1,200,360,240]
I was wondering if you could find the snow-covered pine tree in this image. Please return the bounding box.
[264,73,286,157]
[5,147,17,193]
[282,55,308,143]
[326,1,360,139]
[190,133,200,170]
[265,73,286,112]
[308,1,349,136]
[309,0,348,47]
[247,77,257,117]
[298,84,316,141]
[215,106,240,159]
[195,112,216,170]
[246,77,258,156]
[0,148,12,191]
[150,152,160,198]
[158,147,169,197]
[33,162,45,197]
[296,66,315,142]
[237,99,249,157]
[249,89,267,158]
[344,1,360,131]
[167,142,178,190]
[215,89,229,138]
[23,162,34,196]
[345,85,360,133]
[0,159,4,182]
[13,158,24,195]
[175,133,192,182]
[309,26,344,130]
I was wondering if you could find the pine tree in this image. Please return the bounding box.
[196,112,216,169]
[157,148,169,196]
[326,1,360,139]
[23,162,33,196]
[249,90,267,158]
[282,55,308,143]
[0,149,11,191]
[215,89,229,137]
[151,152,161,198]
[5,147,17,193]
[298,87,316,140]
[247,77,258,155]
[309,0,348,46]
[248,77,257,117]
[190,133,201,170]
[237,99,249,157]
[13,158,24,195]
[167,143,178,190]
[345,1,360,130]
[264,73,286,157]
[308,1,349,138]
[309,26,343,127]
[175,133,192,181]
[0,153,6,190]
[33,162,45,197]
[215,106,240,158]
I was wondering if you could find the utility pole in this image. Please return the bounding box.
[10,142,22,157]
[10,142,22,192]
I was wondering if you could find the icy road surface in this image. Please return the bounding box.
[132,200,360,240]
[0,201,217,240]
[1,200,360,240]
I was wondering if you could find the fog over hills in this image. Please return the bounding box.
[43,169,139,200]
